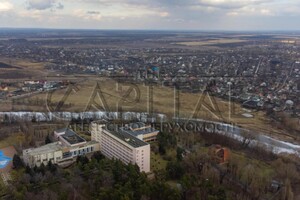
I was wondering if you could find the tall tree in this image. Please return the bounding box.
[45,134,52,144]
[13,154,24,169]
[166,161,184,180]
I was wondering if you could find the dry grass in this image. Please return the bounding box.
[151,152,168,171]
[8,78,290,139]
[280,40,298,44]
[0,57,47,79]
[0,134,25,149]
[176,39,246,46]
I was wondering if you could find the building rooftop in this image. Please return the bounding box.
[103,127,148,148]
[56,128,86,145]
[24,142,62,156]
[119,122,159,137]
[68,140,99,150]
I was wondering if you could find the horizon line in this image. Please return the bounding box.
[1,27,300,33]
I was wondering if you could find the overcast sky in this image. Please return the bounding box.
[0,0,300,30]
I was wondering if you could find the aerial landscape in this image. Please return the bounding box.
[0,0,300,200]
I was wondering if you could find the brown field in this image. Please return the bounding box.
[0,134,25,150]
[6,78,295,142]
[273,35,300,39]
[280,40,298,44]
[175,39,246,46]
[0,57,48,80]
[272,35,300,44]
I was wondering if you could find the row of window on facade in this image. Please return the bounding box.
[102,143,132,163]
[103,132,133,152]
[36,157,58,163]
[103,149,131,164]
[72,146,94,156]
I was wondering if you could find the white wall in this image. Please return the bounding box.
[91,122,151,173]
[133,144,151,173]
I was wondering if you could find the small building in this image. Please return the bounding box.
[23,142,63,167]
[0,86,8,91]
[209,145,230,164]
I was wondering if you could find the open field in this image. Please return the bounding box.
[19,78,247,117]
[3,77,295,143]
[151,152,168,171]
[0,134,25,150]
[280,40,299,44]
[175,39,246,46]
[0,57,48,79]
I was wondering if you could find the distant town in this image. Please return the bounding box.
[0,31,299,119]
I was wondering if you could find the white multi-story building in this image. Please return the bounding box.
[23,128,100,167]
[91,121,151,173]
[23,123,156,173]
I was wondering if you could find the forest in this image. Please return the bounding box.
[1,129,299,200]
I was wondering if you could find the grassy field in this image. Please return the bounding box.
[0,57,48,79]
[198,146,274,177]
[0,134,25,149]
[231,150,274,176]
[14,78,291,138]
[176,39,246,46]
[151,152,168,171]
[24,78,243,117]
[29,79,288,133]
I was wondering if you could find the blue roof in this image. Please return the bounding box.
[0,151,12,169]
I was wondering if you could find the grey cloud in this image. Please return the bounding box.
[3,1,300,30]
[27,0,64,10]
[146,0,273,10]
[197,0,272,10]
[87,11,101,14]
[57,2,64,9]
[27,0,55,10]
[79,0,271,9]
[69,0,272,22]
